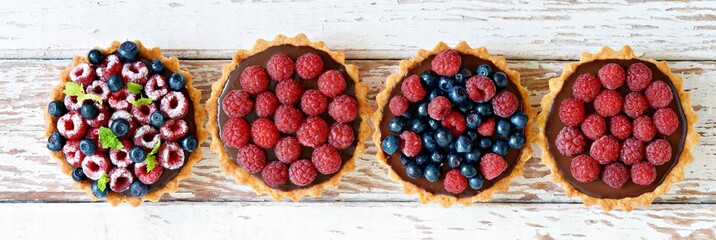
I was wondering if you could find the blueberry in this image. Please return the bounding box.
[415,153,429,166]
[150,110,166,128]
[129,146,147,163]
[400,154,413,165]
[388,117,406,134]
[422,132,438,151]
[435,128,453,148]
[427,118,441,130]
[91,181,109,198]
[465,131,479,142]
[447,152,463,169]
[168,73,186,91]
[478,137,492,149]
[427,89,442,101]
[430,150,445,164]
[80,103,99,119]
[476,64,492,77]
[381,135,400,155]
[510,112,528,130]
[475,103,493,117]
[455,135,473,153]
[493,72,508,88]
[79,139,97,155]
[464,148,482,163]
[107,74,124,92]
[130,181,149,197]
[110,118,130,137]
[118,41,139,62]
[454,68,473,85]
[417,101,429,117]
[180,135,199,152]
[420,70,439,88]
[508,132,526,149]
[72,168,86,182]
[424,164,441,182]
[87,49,105,65]
[495,119,512,138]
[466,113,482,129]
[150,60,165,74]
[469,175,485,189]
[410,118,427,134]
[401,110,414,119]
[492,139,508,156]
[448,86,467,104]
[458,101,474,114]
[438,76,454,92]
[460,164,477,178]
[48,100,67,117]
[405,162,423,179]
[47,131,65,152]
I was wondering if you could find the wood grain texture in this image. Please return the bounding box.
[2,59,713,204]
[1,0,716,60]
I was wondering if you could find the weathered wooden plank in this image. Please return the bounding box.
[1,59,714,204]
[1,0,716,60]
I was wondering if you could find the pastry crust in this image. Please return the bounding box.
[535,46,700,211]
[45,40,208,206]
[206,34,371,201]
[371,42,537,207]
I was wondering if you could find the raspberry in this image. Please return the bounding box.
[70,63,96,87]
[401,75,426,102]
[572,73,602,102]
[223,90,255,118]
[109,139,133,168]
[627,63,653,91]
[289,159,317,186]
[82,154,110,180]
[590,135,620,164]
[108,88,137,111]
[558,97,585,126]
[274,105,304,134]
[86,81,110,102]
[609,115,632,140]
[121,62,149,85]
[57,112,88,140]
[646,139,672,165]
[569,155,601,183]
[443,169,468,194]
[633,116,657,142]
[275,136,301,164]
[645,81,673,108]
[620,138,644,166]
[427,96,451,120]
[266,54,295,81]
[237,144,266,174]
[300,90,328,116]
[222,118,250,148]
[400,131,422,157]
[296,116,329,147]
[108,167,134,192]
[653,108,679,135]
[160,91,189,119]
[466,76,496,103]
[602,162,630,188]
[623,92,649,118]
[251,118,280,149]
[295,53,324,79]
[145,74,169,100]
[328,95,358,123]
[389,96,409,116]
[631,161,656,185]
[64,95,90,112]
[95,55,122,81]
[328,123,354,150]
[131,103,157,125]
[593,90,623,117]
[275,80,304,105]
[134,125,160,151]
[157,142,185,170]
[442,111,466,136]
[555,126,586,156]
[479,153,508,180]
[478,118,495,137]
[261,161,288,188]
[317,70,346,98]
[431,49,461,76]
[598,63,625,90]
[492,90,519,118]
[160,119,188,142]
[239,65,270,95]
[255,92,279,118]
[311,144,342,174]
[63,140,86,167]
[581,114,606,140]
[134,161,164,185]
[86,107,110,128]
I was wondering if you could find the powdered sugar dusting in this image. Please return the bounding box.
[134,125,160,149]
[109,140,133,168]
[157,142,185,170]
[64,95,85,111]
[86,81,110,101]
[108,89,137,111]
[160,91,188,119]
[82,155,110,180]
[96,55,122,81]
[108,167,134,192]
[159,119,188,141]
[145,74,168,100]
[62,140,85,167]
[57,112,86,139]
[70,63,95,86]
[121,62,148,85]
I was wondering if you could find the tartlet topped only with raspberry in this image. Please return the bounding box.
[206,34,370,201]
[537,46,699,211]
[372,42,537,207]
[45,41,206,206]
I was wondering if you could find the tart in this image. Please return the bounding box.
[372,42,537,207]
[536,46,699,211]
[45,40,207,206]
[206,34,371,201]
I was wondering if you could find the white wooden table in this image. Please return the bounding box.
[1,1,715,239]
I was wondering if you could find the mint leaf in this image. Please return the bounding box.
[63,82,85,96]
[146,140,161,172]
[98,127,123,150]
[97,173,109,192]
[131,97,153,107]
[127,82,143,94]
[78,93,103,105]
[150,139,161,155]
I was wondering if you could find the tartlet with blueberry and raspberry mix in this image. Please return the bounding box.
[45,41,207,206]
[536,46,699,211]
[372,42,537,207]
[206,34,370,201]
